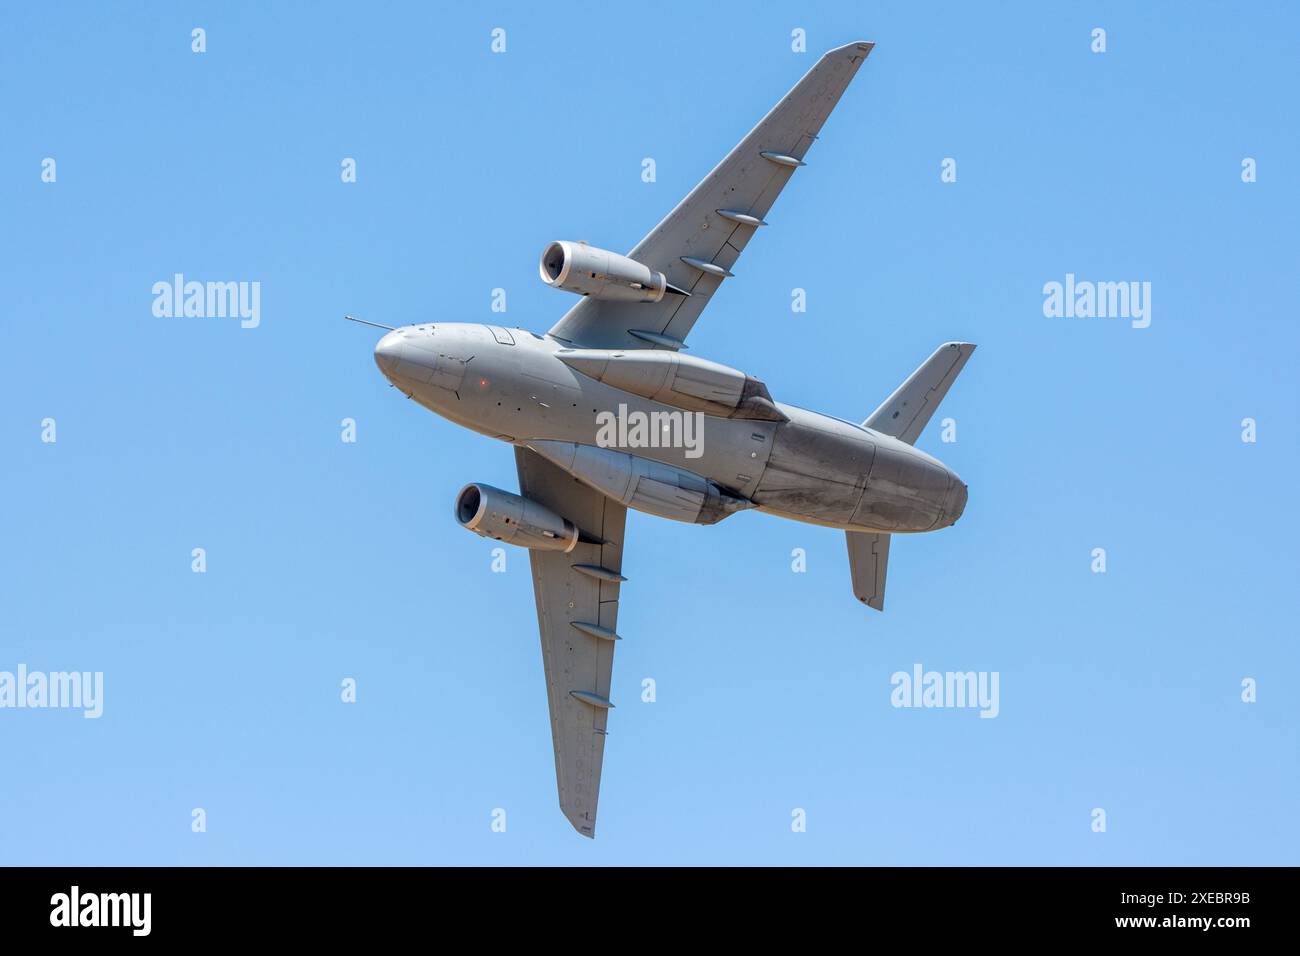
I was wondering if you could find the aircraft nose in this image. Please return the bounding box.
[374,330,403,376]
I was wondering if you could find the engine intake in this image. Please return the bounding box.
[455,483,579,552]
[540,241,685,303]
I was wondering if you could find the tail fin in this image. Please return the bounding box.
[864,342,976,445]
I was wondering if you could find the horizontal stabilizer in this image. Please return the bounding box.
[865,342,975,445]
[846,531,890,611]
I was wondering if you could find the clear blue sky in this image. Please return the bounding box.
[2,1,1296,865]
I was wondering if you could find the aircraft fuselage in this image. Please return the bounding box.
[374,322,967,534]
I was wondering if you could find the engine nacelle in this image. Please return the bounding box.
[540,240,678,303]
[557,349,787,422]
[525,440,752,525]
[455,483,579,552]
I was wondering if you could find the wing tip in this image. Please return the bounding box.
[565,808,597,839]
[831,40,876,58]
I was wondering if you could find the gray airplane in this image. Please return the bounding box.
[366,41,973,837]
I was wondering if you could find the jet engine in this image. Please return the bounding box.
[455,483,579,552]
[539,241,686,303]
[557,349,787,422]
[525,441,753,525]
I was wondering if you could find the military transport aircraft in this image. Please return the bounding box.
[362,41,974,837]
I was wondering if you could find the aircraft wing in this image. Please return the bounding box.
[514,445,628,838]
[548,40,874,351]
